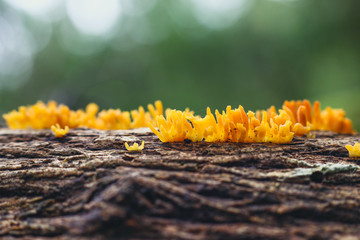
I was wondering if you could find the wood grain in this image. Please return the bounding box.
[0,128,359,239]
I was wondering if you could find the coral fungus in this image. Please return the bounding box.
[3,100,163,130]
[3,99,355,144]
[125,141,145,152]
[149,106,294,144]
[149,100,355,143]
[345,142,360,158]
[259,100,354,136]
[51,124,69,138]
[281,100,354,134]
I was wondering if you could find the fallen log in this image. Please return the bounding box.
[0,128,359,239]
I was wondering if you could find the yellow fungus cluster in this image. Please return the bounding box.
[2,99,355,144]
[51,124,69,138]
[149,106,294,144]
[259,100,354,136]
[281,100,354,134]
[3,100,163,130]
[125,141,145,152]
[149,100,355,143]
[345,142,360,158]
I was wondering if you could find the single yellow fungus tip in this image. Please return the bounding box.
[306,132,316,139]
[125,141,145,151]
[51,124,69,138]
[345,142,360,158]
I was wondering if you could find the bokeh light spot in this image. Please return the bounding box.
[121,0,157,16]
[66,0,121,36]
[3,0,62,21]
[0,12,34,89]
[191,0,249,29]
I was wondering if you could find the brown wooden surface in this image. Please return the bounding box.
[0,127,360,239]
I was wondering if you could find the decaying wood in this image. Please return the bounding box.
[0,127,359,239]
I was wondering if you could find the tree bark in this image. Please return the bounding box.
[0,127,359,239]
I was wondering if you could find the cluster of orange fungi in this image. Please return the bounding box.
[3,100,354,144]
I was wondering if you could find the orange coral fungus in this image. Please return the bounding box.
[149,106,294,144]
[345,142,360,158]
[257,104,310,137]
[3,99,355,145]
[3,100,163,130]
[149,99,354,143]
[148,109,194,142]
[51,124,69,138]
[260,100,354,136]
[282,100,354,134]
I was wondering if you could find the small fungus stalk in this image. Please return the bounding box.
[51,124,69,138]
[345,142,360,157]
[125,141,145,152]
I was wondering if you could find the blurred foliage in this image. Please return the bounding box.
[0,0,359,130]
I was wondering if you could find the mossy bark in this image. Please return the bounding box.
[0,128,360,239]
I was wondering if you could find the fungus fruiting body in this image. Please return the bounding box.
[281,100,354,134]
[345,142,360,157]
[3,100,163,130]
[3,99,355,144]
[51,124,69,138]
[125,141,145,151]
[149,100,355,143]
[149,106,295,144]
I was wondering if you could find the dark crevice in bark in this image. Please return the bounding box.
[1,128,360,239]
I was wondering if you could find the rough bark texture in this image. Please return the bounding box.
[0,127,359,239]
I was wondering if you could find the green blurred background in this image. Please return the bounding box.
[0,0,359,129]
